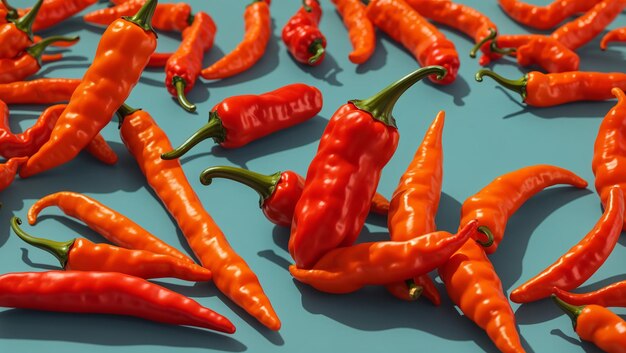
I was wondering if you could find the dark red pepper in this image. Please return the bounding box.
[282,0,326,66]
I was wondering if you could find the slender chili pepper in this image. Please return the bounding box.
[19,0,158,178]
[439,239,526,353]
[475,69,626,107]
[510,186,624,303]
[166,11,216,113]
[83,0,192,32]
[147,52,172,67]
[554,281,626,307]
[200,0,271,80]
[282,0,326,66]
[0,0,42,59]
[119,104,280,331]
[601,27,626,50]
[289,66,447,269]
[84,134,118,165]
[0,271,235,333]
[331,0,375,64]
[161,83,323,160]
[553,295,626,353]
[11,217,211,282]
[199,166,390,228]
[0,35,78,84]
[459,165,587,254]
[28,191,194,264]
[498,0,602,30]
[290,221,479,294]
[18,0,98,32]
[365,0,459,85]
[0,78,81,104]
[0,156,26,192]
[385,111,445,304]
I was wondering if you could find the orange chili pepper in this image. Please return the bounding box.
[498,0,602,30]
[83,0,192,32]
[28,191,195,264]
[0,156,26,192]
[331,0,375,64]
[147,52,172,67]
[0,0,42,59]
[18,0,97,32]
[118,104,280,331]
[601,27,626,50]
[554,281,626,307]
[0,78,81,104]
[19,0,158,178]
[201,0,271,80]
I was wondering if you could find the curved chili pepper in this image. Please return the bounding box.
[166,11,216,113]
[498,0,602,30]
[83,0,192,32]
[510,186,624,303]
[0,78,80,104]
[475,69,626,107]
[199,166,389,228]
[290,221,478,294]
[289,66,447,269]
[553,296,626,353]
[11,217,211,282]
[28,191,194,264]
[331,0,375,64]
[119,104,280,331]
[459,165,587,254]
[147,52,172,67]
[365,0,458,85]
[162,83,323,159]
[17,0,97,32]
[0,0,42,59]
[0,271,235,333]
[282,0,326,66]
[554,281,626,307]
[19,0,158,178]
[200,0,271,80]
[0,156,26,192]
[601,27,626,50]
[385,111,445,304]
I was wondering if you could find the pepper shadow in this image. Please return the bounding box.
[550,329,602,353]
[31,215,106,243]
[36,17,86,37]
[258,249,291,272]
[424,70,471,107]
[300,52,343,87]
[355,33,388,74]
[577,35,626,73]
[185,79,212,108]
[435,192,463,233]
[20,248,57,270]
[151,280,222,299]
[271,224,290,252]
[515,299,562,325]
[34,61,91,77]
[138,74,166,88]
[0,309,247,350]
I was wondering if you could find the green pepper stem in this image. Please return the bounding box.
[173,76,196,113]
[12,0,42,39]
[350,66,447,127]
[26,35,80,62]
[405,279,423,300]
[2,0,18,21]
[199,166,282,207]
[123,0,158,32]
[160,112,226,160]
[552,294,583,330]
[470,28,496,58]
[475,69,528,101]
[10,216,74,268]
[308,40,325,65]
[476,226,495,248]
[302,0,312,12]
[490,41,517,56]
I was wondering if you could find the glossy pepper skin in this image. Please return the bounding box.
[460,165,587,254]
[0,78,80,104]
[201,0,271,80]
[0,156,26,192]
[385,111,445,305]
[11,217,212,282]
[161,83,323,160]
[553,296,626,353]
[601,27,626,50]
[83,0,192,32]
[0,0,42,59]
[475,70,626,107]
[27,191,194,264]
[199,166,390,228]
[119,105,280,331]
[166,11,217,112]
[0,271,235,334]
[331,0,375,64]
[554,281,626,307]
[366,0,459,85]
[282,0,326,66]
[498,0,602,30]
[18,0,97,32]
[290,221,478,294]
[19,0,158,178]
[289,66,447,269]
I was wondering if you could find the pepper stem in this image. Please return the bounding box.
[350,66,447,127]
[308,40,325,65]
[173,76,196,113]
[490,41,516,56]
[26,35,80,63]
[12,0,42,40]
[199,166,282,207]
[116,103,140,127]
[475,69,527,101]
[552,294,583,330]
[123,0,158,32]
[302,0,312,12]
[405,279,423,300]
[161,112,226,160]
[10,216,74,268]
[470,28,496,58]
[2,0,18,21]
[476,226,495,247]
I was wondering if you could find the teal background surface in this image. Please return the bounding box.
[1,0,626,352]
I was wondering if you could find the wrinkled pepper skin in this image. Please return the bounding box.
[601,27,626,50]
[0,156,27,192]
[498,0,602,30]
[290,221,478,294]
[19,0,97,32]
[554,281,626,307]
[0,271,235,333]
[510,187,624,303]
[27,191,194,264]
[459,165,587,254]
[0,78,80,104]
[120,107,281,331]
[83,1,192,32]
[331,0,375,64]
[282,0,326,66]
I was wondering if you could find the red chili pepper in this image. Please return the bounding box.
[475,69,626,107]
[161,83,323,159]
[147,52,172,67]
[201,0,271,80]
[0,271,235,333]
[510,186,624,303]
[0,156,26,192]
[199,166,390,227]
[498,0,603,30]
[331,0,375,64]
[0,0,42,59]
[601,27,626,50]
[18,0,97,32]
[289,66,447,269]
[0,0,17,24]
[0,78,80,104]
[83,0,192,32]
[166,11,216,112]
[553,281,626,307]
[282,0,326,66]
[365,0,459,85]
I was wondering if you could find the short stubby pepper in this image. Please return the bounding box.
[282,0,326,66]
